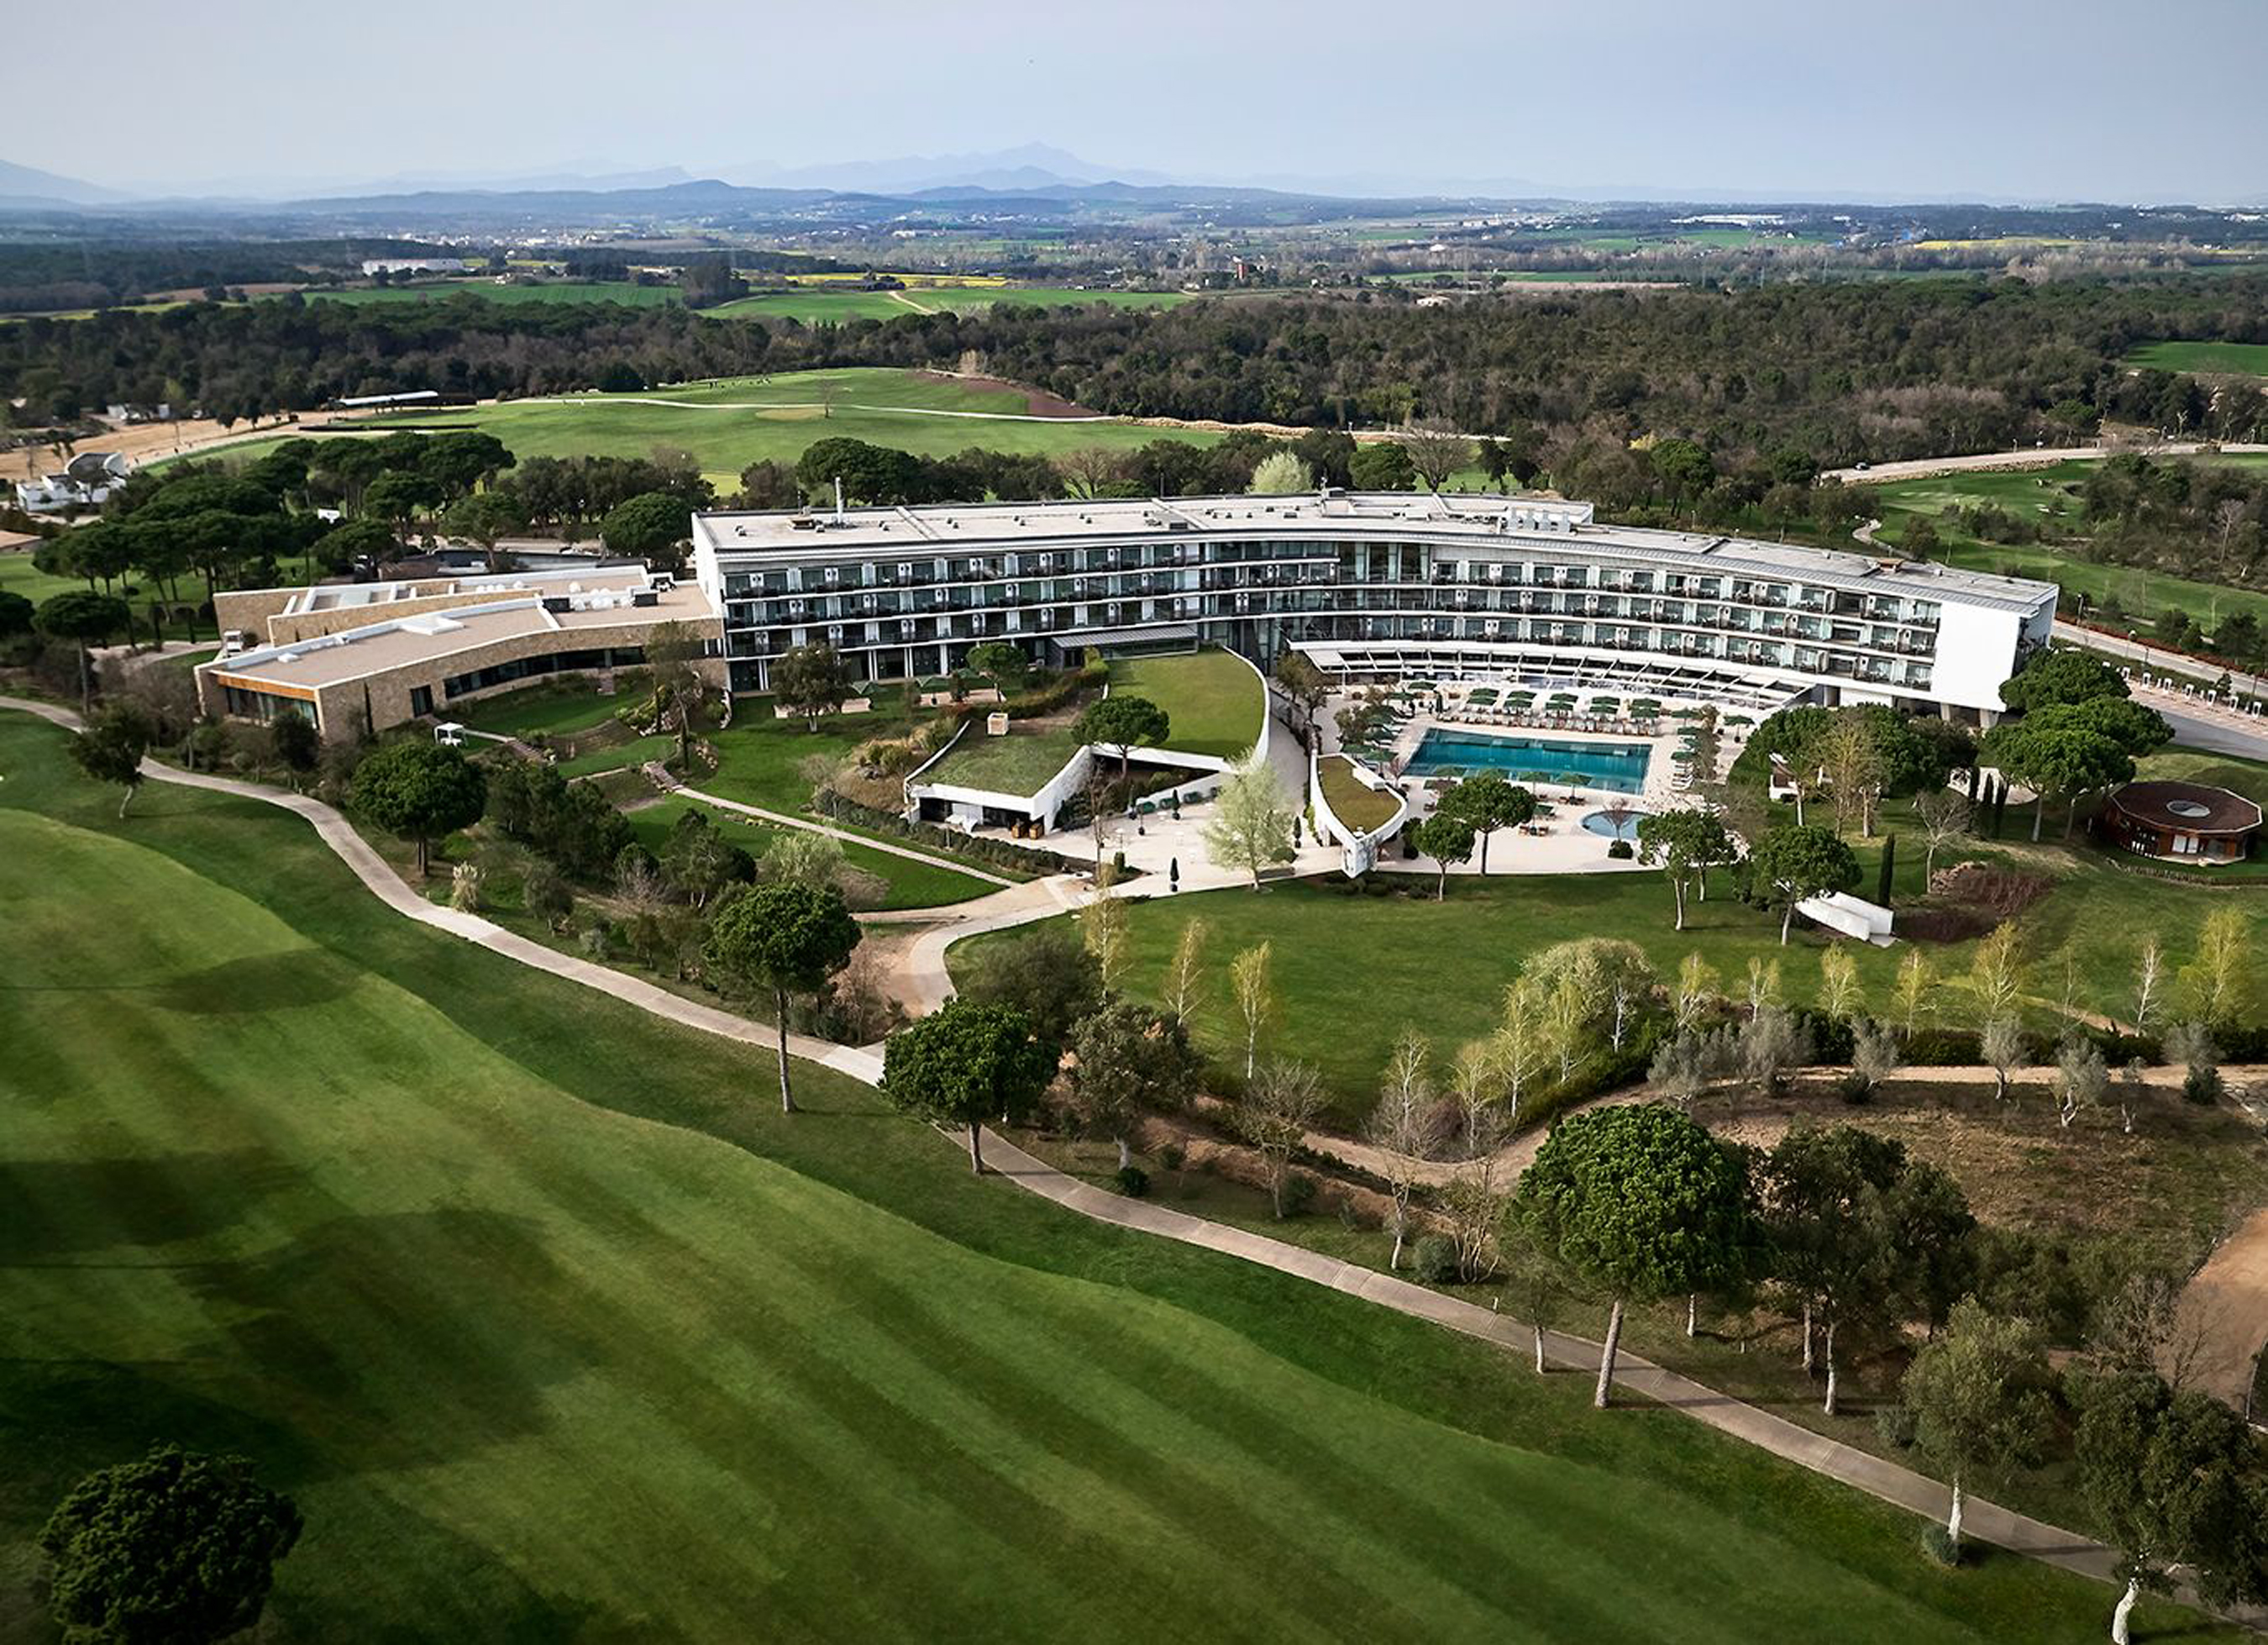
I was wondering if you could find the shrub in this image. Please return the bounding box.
[1835,1070,1874,1106]
[1111,1165,1150,1198]
[1606,838,1634,859]
[1410,1234,1460,1284]
[1874,1405,1917,1448]
[1920,1524,1961,1567]
[1281,1173,1318,1217]
[2184,1064,2225,1106]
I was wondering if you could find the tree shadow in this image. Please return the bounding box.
[0,1148,306,1263]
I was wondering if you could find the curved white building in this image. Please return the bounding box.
[691,491,2058,720]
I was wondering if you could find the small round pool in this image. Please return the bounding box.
[1581,808,1648,841]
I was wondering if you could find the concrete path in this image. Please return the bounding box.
[4,691,2237,1616]
[2176,1206,2268,1412]
[1828,440,2268,484]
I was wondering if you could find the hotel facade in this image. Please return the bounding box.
[691,491,2058,720]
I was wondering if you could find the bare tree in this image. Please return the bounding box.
[1238,1060,1325,1217]
[1982,1017,2026,1103]
[1230,941,1277,1082]
[1441,1038,1512,1282]
[1402,418,1472,491]
[1079,858,1130,994]
[1364,1032,1445,1269]
[1055,446,1126,499]
[1916,788,1972,882]
[2133,935,2166,1031]
[1163,917,1209,1030]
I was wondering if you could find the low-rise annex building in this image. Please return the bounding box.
[194,565,721,739]
[2097,780,2262,864]
[690,489,2058,722]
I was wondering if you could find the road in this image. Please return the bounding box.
[1828,441,2268,484]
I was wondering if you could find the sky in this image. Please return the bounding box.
[18,0,2268,202]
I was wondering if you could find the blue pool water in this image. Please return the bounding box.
[1582,808,1649,840]
[1404,729,1651,795]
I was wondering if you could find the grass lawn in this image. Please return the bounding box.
[449,678,638,740]
[549,731,673,778]
[1110,648,1263,759]
[705,700,925,812]
[1863,458,2268,639]
[3,709,2216,1641]
[622,794,996,911]
[339,368,1218,488]
[953,802,2268,1121]
[1315,754,1400,836]
[0,549,80,611]
[921,720,1083,796]
[2125,340,2268,377]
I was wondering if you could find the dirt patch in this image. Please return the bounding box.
[909,371,1095,420]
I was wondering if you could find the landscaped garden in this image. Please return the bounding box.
[5,706,2208,1642]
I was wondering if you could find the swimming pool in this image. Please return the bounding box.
[1404,729,1651,794]
[1582,808,1649,840]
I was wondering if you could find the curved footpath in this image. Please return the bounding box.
[3,692,2255,1623]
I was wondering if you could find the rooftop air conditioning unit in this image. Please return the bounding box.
[632,590,659,607]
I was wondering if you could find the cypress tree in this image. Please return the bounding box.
[1877,833,1897,907]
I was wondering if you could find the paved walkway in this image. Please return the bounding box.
[4,691,2239,1616]
[2176,1206,2268,1411]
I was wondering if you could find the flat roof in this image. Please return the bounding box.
[287,563,649,614]
[202,577,715,693]
[693,491,2057,615]
[2104,780,2264,834]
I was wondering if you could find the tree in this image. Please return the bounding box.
[1229,941,1277,1081]
[2073,1370,2268,1643]
[643,618,710,769]
[1237,1059,1326,1217]
[1982,1017,2026,1103]
[2132,935,2166,1031]
[1814,715,1884,837]
[705,881,861,1112]
[1347,441,1416,491]
[659,808,753,909]
[1439,773,1535,874]
[1916,789,1972,883]
[1411,809,1475,900]
[882,998,1054,1174]
[1365,1031,1445,1269]
[1079,860,1131,993]
[961,925,1102,1044]
[1818,946,1862,1023]
[35,590,130,712]
[1635,807,1733,931]
[2056,1037,2109,1129]
[965,640,1029,695]
[39,1445,302,1645]
[1514,1103,1753,1408]
[774,643,853,733]
[1902,1299,2054,1557]
[69,708,150,817]
[1402,419,1472,491]
[2179,907,2250,1027]
[1248,450,1311,494]
[442,490,526,572]
[1761,1123,1905,1415]
[1894,949,1931,1034]
[0,588,34,639]
[1998,648,2129,714]
[1271,650,1331,744]
[1737,1005,1812,1096]
[1074,694,1170,778]
[1982,718,2135,840]
[349,739,486,877]
[598,491,692,568]
[1202,749,1298,889]
[1747,824,1861,944]
[1068,1000,1196,1169]
[1163,917,1209,1030]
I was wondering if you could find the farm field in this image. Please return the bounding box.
[2124,340,2268,377]
[291,279,1187,326]
[335,367,1216,487]
[0,707,2205,1642]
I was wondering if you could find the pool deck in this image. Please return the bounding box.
[1326,688,1753,877]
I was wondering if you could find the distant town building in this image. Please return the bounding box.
[360,257,468,276]
[102,402,171,424]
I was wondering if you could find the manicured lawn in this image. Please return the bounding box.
[1315,754,1400,835]
[922,721,1083,796]
[0,708,2227,1642]
[2134,746,2268,807]
[2125,340,2268,377]
[337,368,1217,488]
[450,678,637,740]
[705,701,924,812]
[955,804,2268,1119]
[0,549,80,610]
[622,794,995,911]
[1110,648,1264,759]
[704,288,930,323]
[549,731,672,778]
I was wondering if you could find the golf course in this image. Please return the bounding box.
[0,707,2223,1641]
